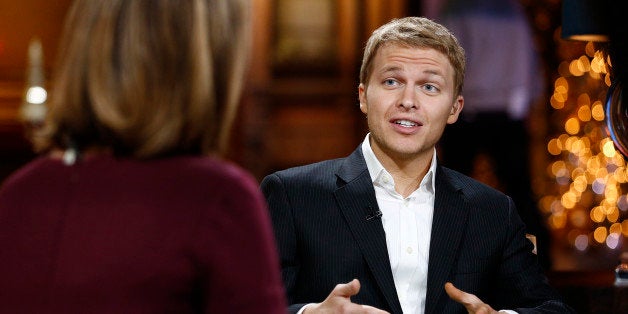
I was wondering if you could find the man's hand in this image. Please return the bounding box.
[304,279,390,314]
[445,282,505,314]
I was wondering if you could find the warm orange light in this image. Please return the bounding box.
[602,140,617,157]
[593,227,607,243]
[555,77,569,89]
[551,214,567,229]
[577,105,592,121]
[558,62,571,78]
[538,196,555,214]
[561,192,578,209]
[592,101,605,120]
[578,55,591,72]
[570,209,587,227]
[570,60,585,76]
[551,161,567,176]
[550,96,565,109]
[576,94,590,108]
[545,45,625,251]
[565,117,580,134]
[605,73,612,86]
[607,207,619,223]
[573,176,588,192]
[590,206,604,222]
[585,42,596,57]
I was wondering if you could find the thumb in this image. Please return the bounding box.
[445,282,481,305]
[444,282,464,301]
[331,279,361,298]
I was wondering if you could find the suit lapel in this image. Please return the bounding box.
[333,148,403,314]
[425,166,472,314]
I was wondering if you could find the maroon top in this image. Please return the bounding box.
[0,154,286,313]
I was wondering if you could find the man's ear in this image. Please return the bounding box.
[358,83,367,114]
[447,95,464,124]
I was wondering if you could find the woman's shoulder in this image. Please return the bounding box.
[0,156,68,204]
[148,155,262,199]
[0,156,64,187]
[160,155,257,184]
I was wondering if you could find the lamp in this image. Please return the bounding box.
[561,0,609,42]
[20,38,47,126]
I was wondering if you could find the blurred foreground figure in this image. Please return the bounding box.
[0,0,286,313]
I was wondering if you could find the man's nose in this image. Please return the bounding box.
[399,86,417,109]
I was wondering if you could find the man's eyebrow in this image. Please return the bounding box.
[423,69,445,77]
[422,69,448,83]
[379,66,403,74]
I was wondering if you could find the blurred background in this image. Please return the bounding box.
[0,0,625,312]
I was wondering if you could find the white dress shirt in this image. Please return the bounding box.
[362,134,436,314]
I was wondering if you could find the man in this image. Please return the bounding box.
[261,17,574,314]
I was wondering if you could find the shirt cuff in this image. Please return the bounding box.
[296,303,314,314]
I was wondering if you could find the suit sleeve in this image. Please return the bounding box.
[498,197,576,313]
[261,173,310,314]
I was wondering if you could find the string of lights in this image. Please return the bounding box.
[542,41,627,252]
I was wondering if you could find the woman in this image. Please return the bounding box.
[0,0,286,313]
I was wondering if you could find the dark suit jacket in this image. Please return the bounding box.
[261,146,574,314]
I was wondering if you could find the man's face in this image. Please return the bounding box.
[359,44,463,163]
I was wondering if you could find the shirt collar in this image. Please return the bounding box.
[361,133,437,194]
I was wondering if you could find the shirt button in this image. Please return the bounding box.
[406,247,413,254]
[404,199,409,207]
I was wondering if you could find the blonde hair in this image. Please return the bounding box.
[359,17,466,96]
[36,0,250,158]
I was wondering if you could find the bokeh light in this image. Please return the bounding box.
[544,44,626,251]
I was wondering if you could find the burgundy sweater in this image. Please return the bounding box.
[0,154,286,313]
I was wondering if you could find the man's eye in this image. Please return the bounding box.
[383,79,397,86]
[423,84,439,92]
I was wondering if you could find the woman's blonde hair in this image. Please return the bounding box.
[359,17,466,97]
[36,0,250,158]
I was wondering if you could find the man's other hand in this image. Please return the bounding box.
[304,279,390,314]
[445,282,507,314]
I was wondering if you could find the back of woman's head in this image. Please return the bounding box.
[37,0,250,158]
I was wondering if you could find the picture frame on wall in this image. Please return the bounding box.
[272,0,338,76]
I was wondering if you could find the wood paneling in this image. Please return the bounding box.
[0,0,410,182]
[0,1,72,180]
[0,0,72,80]
[239,0,407,180]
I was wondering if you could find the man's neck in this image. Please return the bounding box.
[373,149,432,198]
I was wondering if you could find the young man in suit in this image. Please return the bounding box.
[261,17,574,314]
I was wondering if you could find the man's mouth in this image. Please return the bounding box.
[393,119,419,127]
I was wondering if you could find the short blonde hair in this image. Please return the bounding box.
[36,0,250,158]
[359,17,466,96]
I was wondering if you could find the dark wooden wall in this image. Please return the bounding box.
[0,0,73,179]
[0,0,408,182]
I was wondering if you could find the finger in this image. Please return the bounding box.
[331,279,361,298]
[444,282,480,305]
[359,304,391,313]
[444,282,464,302]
